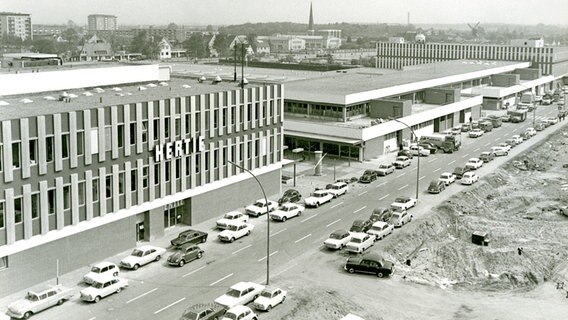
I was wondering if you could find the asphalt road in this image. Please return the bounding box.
[19,104,563,320]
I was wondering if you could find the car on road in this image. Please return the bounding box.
[325,181,349,198]
[7,285,74,319]
[349,219,373,233]
[397,149,414,159]
[218,222,255,242]
[221,305,258,320]
[366,221,394,240]
[390,196,417,211]
[534,122,546,131]
[451,127,462,135]
[452,166,471,179]
[253,287,287,311]
[120,245,167,270]
[345,232,376,253]
[180,303,226,320]
[214,281,266,309]
[525,127,537,137]
[543,117,559,125]
[389,210,413,227]
[542,97,553,105]
[499,114,511,122]
[171,229,208,247]
[245,199,278,217]
[419,142,438,154]
[461,172,480,185]
[409,145,430,157]
[270,203,304,222]
[369,207,393,223]
[393,156,411,169]
[167,244,203,267]
[465,158,483,170]
[80,277,128,303]
[490,146,509,156]
[460,123,472,132]
[376,163,395,176]
[216,211,249,230]
[504,138,518,148]
[511,135,524,144]
[277,189,302,205]
[359,170,378,183]
[323,230,353,250]
[497,142,512,152]
[427,180,446,194]
[479,151,495,163]
[439,172,456,186]
[304,190,333,208]
[344,253,394,278]
[468,128,484,138]
[83,262,119,285]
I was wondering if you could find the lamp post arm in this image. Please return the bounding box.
[390,118,420,200]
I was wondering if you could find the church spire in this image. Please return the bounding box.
[308,2,314,33]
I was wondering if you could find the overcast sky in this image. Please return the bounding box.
[3,0,567,26]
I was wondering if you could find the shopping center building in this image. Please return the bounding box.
[0,64,284,294]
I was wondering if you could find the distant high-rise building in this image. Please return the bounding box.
[0,12,32,40]
[88,14,117,31]
[308,2,314,34]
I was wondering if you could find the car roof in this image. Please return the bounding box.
[350,232,368,239]
[395,196,409,201]
[314,190,328,194]
[331,229,349,236]
[372,221,388,227]
[440,172,452,176]
[283,189,299,195]
[361,252,385,262]
[227,305,252,314]
[464,172,475,177]
[332,181,347,186]
[467,158,480,161]
[225,211,242,216]
[280,203,298,208]
[262,287,283,294]
[136,245,157,250]
[230,281,255,290]
[182,303,219,313]
[429,180,441,185]
[92,261,116,268]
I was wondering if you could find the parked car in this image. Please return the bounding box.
[218,222,255,242]
[270,203,304,222]
[83,262,119,285]
[369,207,393,223]
[452,166,471,179]
[520,131,531,140]
[409,145,430,157]
[389,210,413,227]
[167,244,203,267]
[376,163,395,176]
[534,122,546,131]
[180,303,226,320]
[345,232,376,253]
[323,229,353,250]
[80,277,128,303]
[543,117,559,125]
[359,170,378,183]
[120,245,167,270]
[427,180,446,194]
[253,287,287,311]
[216,211,249,230]
[245,199,278,217]
[468,128,484,138]
[344,253,394,278]
[461,172,480,185]
[214,281,266,309]
[393,156,411,169]
[490,146,509,156]
[171,229,208,247]
[277,189,302,205]
[451,127,462,135]
[499,114,511,122]
[390,196,417,211]
[221,305,258,320]
[366,221,394,240]
[397,149,414,159]
[349,219,373,233]
[465,158,484,170]
[460,123,472,132]
[504,138,518,148]
[479,151,495,163]
[525,127,537,137]
[497,142,512,152]
[7,285,74,319]
[304,190,333,208]
[325,181,349,198]
[511,135,524,144]
[439,172,456,186]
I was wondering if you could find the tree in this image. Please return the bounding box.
[130,31,159,59]
[183,34,208,58]
[31,39,56,53]
[212,33,231,57]
[168,23,178,29]
[246,33,257,52]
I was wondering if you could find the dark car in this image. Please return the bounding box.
[278,189,302,204]
[397,149,414,159]
[344,253,394,278]
[170,229,208,247]
[180,302,226,320]
[369,208,393,223]
[418,142,437,154]
[167,244,204,267]
[479,152,495,163]
[534,122,546,131]
[350,219,373,233]
[359,170,377,183]
[452,166,471,179]
[427,180,446,194]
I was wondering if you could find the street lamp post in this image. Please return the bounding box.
[390,118,420,200]
[227,160,270,285]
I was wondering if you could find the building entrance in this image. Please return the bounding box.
[164,200,184,228]
[136,222,145,241]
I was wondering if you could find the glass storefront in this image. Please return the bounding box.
[164,200,184,228]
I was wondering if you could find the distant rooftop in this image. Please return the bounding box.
[0,12,30,16]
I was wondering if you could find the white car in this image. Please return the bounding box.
[438,172,456,186]
[390,196,417,211]
[542,117,559,125]
[253,287,287,311]
[218,222,255,242]
[525,127,537,137]
[496,143,512,152]
[323,230,353,250]
[366,221,394,240]
[409,145,430,157]
[83,262,119,285]
[214,281,266,309]
[270,203,304,222]
[216,211,249,229]
[345,232,376,253]
[341,314,366,320]
[376,164,395,176]
[7,286,73,319]
[461,172,479,185]
[468,128,484,138]
[304,190,333,208]
[80,277,128,303]
[119,245,167,270]
[245,199,278,217]
[465,158,483,170]
[511,134,524,144]
[222,305,258,320]
[389,210,413,228]
[325,181,349,198]
[393,156,411,169]
[490,146,509,156]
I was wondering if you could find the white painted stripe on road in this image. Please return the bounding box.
[433,167,441,173]
[258,250,279,262]
[182,265,206,278]
[448,160,456,165]
[396,172,406,178]
[295,234,312,243]
[127,288,158,304]
[376,182,387,188]
[353,206,367,214]
[209,273,234,286]
[274,263,298,277]
[512,128,518,132]
[461,153,470,158]
[473,148,480,152]
[232,244,252,255]
[330,201,343,209]
[301,214,318,222]
[398,184,409,190]
[428,157,437,163]
[154,297,186,314]
[326,218,341,227]
[269,228,287,238]
[419,175,426,180]
[494,138,500,142]
[484,142,491,146]
[88,318,96,320]
[358,190,368,196]
[378,194,390,201]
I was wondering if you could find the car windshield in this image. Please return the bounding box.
[223,313,238,320]
[181,311,199,320]
[429,182,438,187]
[395,198,406,203]
[312,193,324,198]
[280,206,292,212]
[379,165,388,169]
[131,249,144,257]
[225,214,236,219]
[26,293,39,301]
[371,226,382,231]
[441,174,449,179]
[91,266,102,273]
[351,238,362,244]
[330,233,344,239]
[261,291,273,298]
[226,289,242,297]
[227,225,239,231]
[92,281,104,289]
[331,185,340,190]
[254,201,265,207]
[351,226,362,232]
